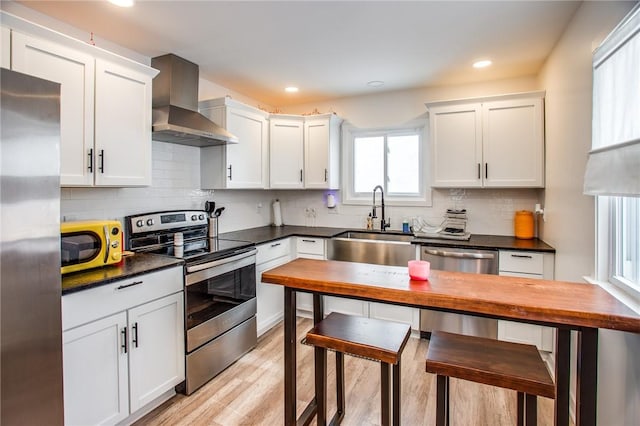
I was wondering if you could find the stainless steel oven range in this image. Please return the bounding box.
[125,210,257,395]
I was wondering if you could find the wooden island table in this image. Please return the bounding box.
[261,258,640,426]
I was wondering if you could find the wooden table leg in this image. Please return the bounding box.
[284,288,297,426]
[555,328,570,426]
[576,328,598,426]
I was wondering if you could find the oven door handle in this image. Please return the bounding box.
[185,248,257,274]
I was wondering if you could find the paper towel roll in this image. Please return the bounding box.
[273,199,283,226]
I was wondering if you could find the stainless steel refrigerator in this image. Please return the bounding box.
[1,67,64,425]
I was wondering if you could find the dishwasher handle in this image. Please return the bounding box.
[423,248,496,260]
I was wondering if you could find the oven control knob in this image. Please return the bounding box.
[191,215,198,221]
[146,219,154,226]
[198,214,205,220]
[136,220,144,228]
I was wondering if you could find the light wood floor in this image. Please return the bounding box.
[135,318,555,426]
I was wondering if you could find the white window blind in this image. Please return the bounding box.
[585,5,640,197]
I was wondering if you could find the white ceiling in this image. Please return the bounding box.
[15,1,582,107]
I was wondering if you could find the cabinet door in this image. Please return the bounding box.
[12,32,95,186]
[63,312,129,425]
[304,117,333,189]
[369,302,419,330]
[270,118,304,188]
[256,255,291,336]
[128,292,185,412]
[94,59,152,186]
[225,108,268,188]
[1,27,9,68]
[429,103,483,187]
[295,250,325,314]
[482,98,544,187]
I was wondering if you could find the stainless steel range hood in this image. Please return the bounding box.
[151,54,238,147]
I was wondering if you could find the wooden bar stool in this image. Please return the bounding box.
[425,331,555,426]
[305,312,411,426]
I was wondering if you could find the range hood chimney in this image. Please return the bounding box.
[151,54,238,147]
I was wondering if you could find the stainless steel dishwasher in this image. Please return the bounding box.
[419,246,499,339]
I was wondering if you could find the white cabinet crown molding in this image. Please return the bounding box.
[1,11,157,78]
[425,90,546,110]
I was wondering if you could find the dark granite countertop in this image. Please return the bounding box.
[62,253,184,295]
[64,226,553,295]
[220,225,351,245]
[220,225,555,253]
[411,233,555,252]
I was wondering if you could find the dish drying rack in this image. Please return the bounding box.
[412,209,471,240]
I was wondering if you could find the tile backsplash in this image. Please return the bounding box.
[62,141,542,237]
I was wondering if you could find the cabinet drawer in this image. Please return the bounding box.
[256,238,291,264]
[499,250,544,274]
[296,237,325,256]
[62,266,183,330]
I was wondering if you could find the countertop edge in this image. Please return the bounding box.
[61,254,184,295]
[220,226,556,253]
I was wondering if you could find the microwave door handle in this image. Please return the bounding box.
[103,225,110,264]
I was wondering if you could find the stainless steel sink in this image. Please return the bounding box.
[327,231,416,266]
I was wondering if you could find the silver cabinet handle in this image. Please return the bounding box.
[271,242,281,248]
[423,248,496,259]
[511,254,533,259]
[301,239,316,243]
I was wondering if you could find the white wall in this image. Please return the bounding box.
[537,1,639,425]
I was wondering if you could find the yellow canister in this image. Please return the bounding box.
[514,210,535,239]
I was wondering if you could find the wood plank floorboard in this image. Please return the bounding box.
[135,318,556,426]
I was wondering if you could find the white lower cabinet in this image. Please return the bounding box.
[497,250,555,352]
[62,267,184,425]
[128,294,184,412]
[295,237,325,314]
[63,312,129,425]
[369,302,419,330]
[256,238,292,336]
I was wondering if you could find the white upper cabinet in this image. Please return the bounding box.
[1,26,10,68]
[12,31,96,186]
[200,98,269,189]
[428,103,483,188]
[304,114,342,189]
[270,115,305,189]
[10,27,156,187]
[427,92,545,188]
[94,59,152,186]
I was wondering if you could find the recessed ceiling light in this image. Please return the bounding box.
[473,60,492,69]
[367,80,385,88]
[285,86,299,93]
[108,0,134,7]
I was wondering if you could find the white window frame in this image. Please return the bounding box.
[594,196,640,308]
[341,120,432,206]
